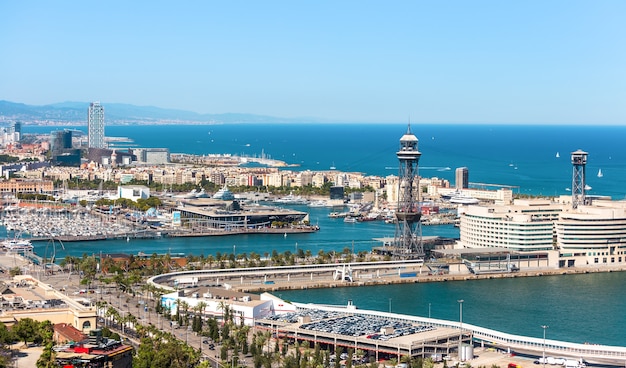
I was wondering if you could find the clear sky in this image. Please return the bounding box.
[1,1,625,124]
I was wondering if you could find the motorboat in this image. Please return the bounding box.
[175,189,198,199]
[274,193,308,205]
[308,200,329,207]
[212,185,235,200]
[450,193,479,205]
[2,238,33,251]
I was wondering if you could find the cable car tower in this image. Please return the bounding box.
[393,124,424,258]
[571,149,588,209]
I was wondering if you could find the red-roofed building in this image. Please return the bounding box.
[54,340,133,368]
[53,323,88,344]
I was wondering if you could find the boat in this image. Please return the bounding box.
[556,152,560,158]
[597,169,603,178]
[175,189,198,199]
[343,216,358,223]
[212,185,235,200]
[308,200,329,208]
[274,193,308,205]
[2,238,33,251]
[328,212,348,218]
[449,193,479,205]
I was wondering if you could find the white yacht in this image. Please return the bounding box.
[308,200,329,207]
[450,193,480,205]
[213,185,235,200]
[2,238,33,251]
[275,193,308,205]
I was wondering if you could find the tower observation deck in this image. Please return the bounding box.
[393,124,424,258]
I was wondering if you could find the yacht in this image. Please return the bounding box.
[308,200,329,207]
[2,238,33,251]
[450,193,480,205]
[175,189,198,199]
[274,193,308,205]
[597,169,603,178]
[212,185,235,200]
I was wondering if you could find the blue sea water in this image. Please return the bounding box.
[21,123,626,346]
[27,123,626,198]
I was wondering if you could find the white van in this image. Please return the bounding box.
[564,359,585,368]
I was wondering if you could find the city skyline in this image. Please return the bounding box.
[1,1,625,125]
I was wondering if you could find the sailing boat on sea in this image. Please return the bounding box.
[556,152,560,158]
[597,169,603,178]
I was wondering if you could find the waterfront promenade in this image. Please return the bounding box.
[5,251,626,367]
[147,261,626,366]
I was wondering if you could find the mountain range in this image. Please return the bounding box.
[0,100,297,125]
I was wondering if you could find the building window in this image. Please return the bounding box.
[82,321,91,329]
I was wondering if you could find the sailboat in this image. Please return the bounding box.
[556,152,560,158]
[597,169,603,178]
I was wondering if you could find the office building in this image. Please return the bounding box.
[455,167,469,189]
[88,102,105,149]
[458,197,626,267]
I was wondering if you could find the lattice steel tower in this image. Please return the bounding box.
[571,149,588,209]
[393,124,424,258]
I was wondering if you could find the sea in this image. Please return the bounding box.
[19,123,626,347]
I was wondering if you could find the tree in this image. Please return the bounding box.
[134,328,202,368]
[35,321,55,368]
[12,318,38,347]
[0,323,14,368]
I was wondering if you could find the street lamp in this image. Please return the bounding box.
[458,299,464,359]
[541,325,549,368]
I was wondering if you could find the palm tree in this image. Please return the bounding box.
[106,306,119,329]
[217,301,228,326]
[178,300,190,325]
[193,301,207,332]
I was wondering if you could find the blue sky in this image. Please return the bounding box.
[1,1,625,124]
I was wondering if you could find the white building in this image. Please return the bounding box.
[133,148,170,165]
[160,290,296,326]
[457,197,626,268]
[116,185,150,201]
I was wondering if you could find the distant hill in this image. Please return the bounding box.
[0,100,297,125]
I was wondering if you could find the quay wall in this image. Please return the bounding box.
[147,258,626,293]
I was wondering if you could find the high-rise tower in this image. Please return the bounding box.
[455,167,469,189]
[88,102,105,149]
[393,124,424,258]
[571,149,588,209]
